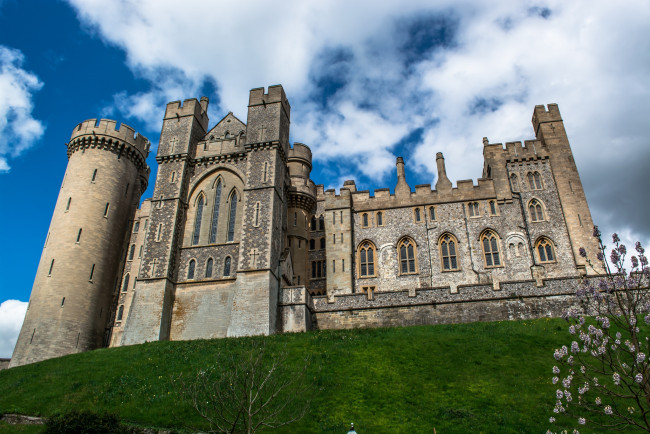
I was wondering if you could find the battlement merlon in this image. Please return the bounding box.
[532,103,562,136]
[163,97,210,131]
[70,119,150,158]
[248,85,291,122]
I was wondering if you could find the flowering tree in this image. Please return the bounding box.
[549,227,650,432]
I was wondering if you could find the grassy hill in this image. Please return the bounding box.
[0,318,598,433]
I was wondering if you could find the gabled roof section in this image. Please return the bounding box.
[204,112,246,141]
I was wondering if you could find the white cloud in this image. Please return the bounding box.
[66,0,650,245]
[0,299,27,358]
[0,46,45,173]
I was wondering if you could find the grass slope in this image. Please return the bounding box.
[0,318,606,433]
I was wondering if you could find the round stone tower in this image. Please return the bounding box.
[10,119,150,367]
[286,143,316,287]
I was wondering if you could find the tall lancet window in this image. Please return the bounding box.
[192,195,205,246]
[227,191,237,242]
[209,181,222,243]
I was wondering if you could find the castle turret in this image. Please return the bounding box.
[287,143,316,287]
[10,120,150,367]
[532,104,601,273]
[395,157,411,196]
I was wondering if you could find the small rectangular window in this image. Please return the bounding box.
[61,297,65,307]
[139,245,143,258]
[342,259,345,272]
[332,260,335,273]
[104,203,110,217]
[134,221,140,233]
[340,211,343,224]
[65,197,71,211]
[76,228,82,243]
[156,224,163,241]
[48,259,55,276]
[333,234,336,244]
[91,169,97,182]
[89,264,95,281]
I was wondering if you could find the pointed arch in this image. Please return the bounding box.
[528,198,545,222]
[439,233,460,271]
[209,178,223,243]
[535,237,556,263]
[480,229,502,267]
[226,188,239,242]
[397,236,418,275]
[187,259,196,280]
[192,192,206,246]
[205,258,214,278]
[357,240,377,277]
[510,173,520,192]
[223,256,232,276]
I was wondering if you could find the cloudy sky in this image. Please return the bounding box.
[0,0,648,358]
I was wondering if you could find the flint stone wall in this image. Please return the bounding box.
[301,276,597,330]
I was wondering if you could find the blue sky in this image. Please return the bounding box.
[0,0,649,357]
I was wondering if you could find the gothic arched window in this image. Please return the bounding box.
[358,241,376,277]
[529,199,544,222]
[192,195,205,245]
[468,202,480,217]
[414,208,421,222]
[122,274,130,292]
[319,215,325,230]
[205,258,213,278]
[362,213,369,228]
[429,206,435,221]
[536,237,556,263]
[188,259,196,280]
[398,238,417,274]
[224,256,232,276]
[209,181,222,244]
[528,171,543,190]
[376,211,383,226]
[481,230,502,267]
[128,244,135,260]
[227,191,238,242]
[510,173,520,192]
[439,234,459,271]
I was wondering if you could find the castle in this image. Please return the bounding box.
[10,85,600,368]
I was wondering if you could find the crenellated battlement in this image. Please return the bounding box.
[164,97,209,128]
[248,85,291,119]
[532,103,562,134]
[288,142,312,165]
[70,119,150,157]
[484,140,548,163]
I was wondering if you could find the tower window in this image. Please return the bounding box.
[187,259,196,280]
[536,237,556,263]
[254,202,260,227]
[133,221,140,233]
[205,258,213,278]
[117,305,124,321]
[310,216,317,231]
[224,257,232,277]
[61,297,65,307]
[319,216,325,230]
[362,213,369,228]
[414,208,421,222]
[528,171,543,190]
[210,181,223,244]
[156,224,163,241]
[320,238,325,249]
[510,173,520,192]
[122,274,130,292]
[48,259,55,276]
[76,228,82,243]
[192,195,205,246]
[89,264,95,281]
[309,239,315,250]
[293,212,297,227]
[398,238,417,274]
[481,231,502,267]
[128,244,135,260]
[357,242,376,277]
[227,191,238,242]
[428,207,435,221]
[529,199,544,222]
[91,169,97,182]
[440,234,459,271]
[104,203,110,218]
[139,245,143,258]
[65,197,71,212]
[376,211,383,226]
[468,202,480,217]
[489,201,497,216]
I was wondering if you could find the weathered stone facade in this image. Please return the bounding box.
[11,85,600,367]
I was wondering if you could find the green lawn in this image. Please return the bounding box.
[0,318,620,433]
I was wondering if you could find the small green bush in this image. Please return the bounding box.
[45,410,125,433]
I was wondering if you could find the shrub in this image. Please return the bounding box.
[45,410,125,433]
